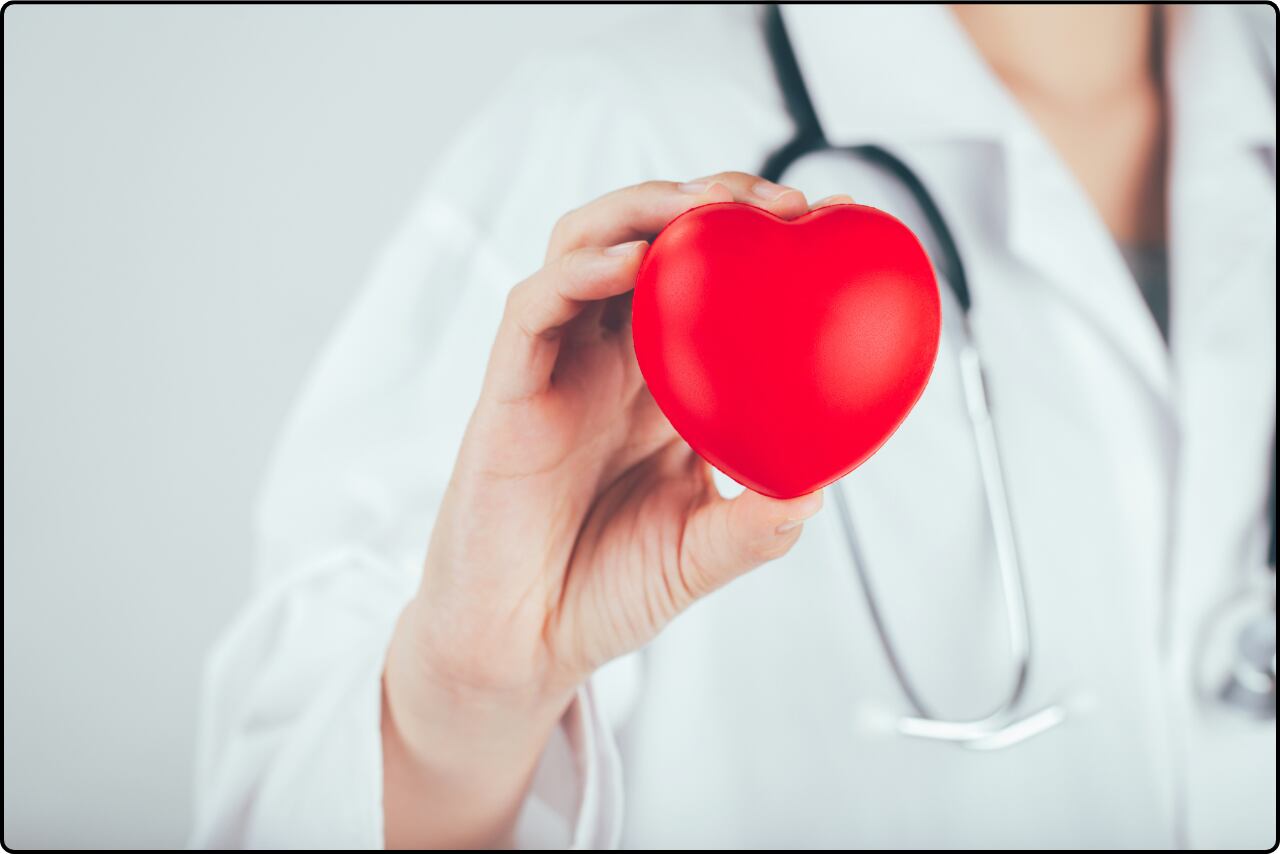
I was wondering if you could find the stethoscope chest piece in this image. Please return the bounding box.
[1195,568,1277,719]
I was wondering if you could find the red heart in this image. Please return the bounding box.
[632,202,941,499]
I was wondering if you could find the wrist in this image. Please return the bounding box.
[383,597,580,776]
[380,597,582,850]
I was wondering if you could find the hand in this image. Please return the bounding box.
[381,174,852,848]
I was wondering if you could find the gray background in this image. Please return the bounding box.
[3,5,646,848]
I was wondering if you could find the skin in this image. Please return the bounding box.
[951,4,1167,244]
[381,175,844,849]
[382,6,1167,848]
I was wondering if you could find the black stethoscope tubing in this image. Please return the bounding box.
[757,3,1276,724]
[760,1,1275,576]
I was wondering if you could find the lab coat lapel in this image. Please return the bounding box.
[782,2,1178,408]
[996,5,1277,410]
[1165,3,1276,358]
[1003,138,1174,408]
[782,2,1274,420]
[778,5,1015,143]
[1162,0,1276,670]
[1159,12,1277,847]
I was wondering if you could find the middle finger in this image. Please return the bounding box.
[545,173,808,261]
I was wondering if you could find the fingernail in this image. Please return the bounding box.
[814,194,853,206]
[752,180,792,201]
[678,181,710,194]
[604,240,646,256]
[775,490,823,534]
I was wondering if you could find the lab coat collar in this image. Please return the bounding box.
[1005,4,1276,406]
[779,4,1275,183]
[780,3,1174,401]
[781,3,1275,409]
[1167,3,1276,158]
[1165,4,1277,361]
[778,4,1022,145]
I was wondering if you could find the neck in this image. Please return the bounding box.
[951,5,1160,106]
[951,4,1167,245]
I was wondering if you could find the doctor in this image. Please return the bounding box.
[190,4,1275,849]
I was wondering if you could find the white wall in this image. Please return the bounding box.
[2,5,649,847]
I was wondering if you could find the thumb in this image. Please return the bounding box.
[678,485,824,602]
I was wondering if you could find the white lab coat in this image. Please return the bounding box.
[190,5,1276,848]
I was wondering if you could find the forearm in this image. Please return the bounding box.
[380,601,578,849]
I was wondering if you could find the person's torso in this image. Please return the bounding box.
[540,5,1277,848]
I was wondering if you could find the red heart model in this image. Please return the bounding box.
[632,202,941,499]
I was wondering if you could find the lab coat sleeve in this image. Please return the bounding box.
[187,542,623,848]
[185,51,664,849]
[187,540,622,848]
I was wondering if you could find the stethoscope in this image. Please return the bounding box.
[758,4,1276,750]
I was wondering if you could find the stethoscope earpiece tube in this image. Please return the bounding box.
[763,2,1062,747]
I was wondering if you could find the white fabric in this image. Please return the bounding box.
[190,5,1276,848]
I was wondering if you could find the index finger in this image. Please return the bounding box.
[545,175,807,261]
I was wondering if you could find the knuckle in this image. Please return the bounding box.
[503,279,540,328]
[706,170,756,186]
[503,280,526,314]
[555,246,588,280]
[548,208,581,247]
[637,178,674,194]
[618,180,671,206]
